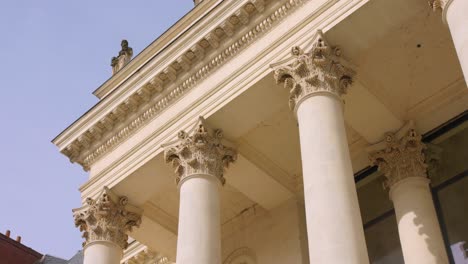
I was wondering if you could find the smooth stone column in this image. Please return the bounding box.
[391,177,448,264]
[431,0,468,86]
[273,31,370,264]
[177,175,222,264]
[163,117,237,264]
[73,187,142,264]
[83,241,122,264]
[369,122,449,264]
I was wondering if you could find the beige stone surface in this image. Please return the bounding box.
[391,177,449,264]
[52,0,468,263]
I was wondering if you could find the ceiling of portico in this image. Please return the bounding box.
[326,0,466,123]
[112,153,257,228]
[205,0,468,206]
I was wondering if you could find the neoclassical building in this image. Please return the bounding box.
[53,0,468,263]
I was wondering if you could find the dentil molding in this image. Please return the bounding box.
[60,0,308,171]
[72,187,142,249]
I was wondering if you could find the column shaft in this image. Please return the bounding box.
[297,95,369,264]
[273,31,369,263]
[163,117,236,264]
[368,123,449,264]
[446,0,468,86]
[83,241,122,264]
[176,175,221,264]
[390,177,449,264]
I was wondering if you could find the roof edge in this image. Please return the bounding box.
[92,0,223,100]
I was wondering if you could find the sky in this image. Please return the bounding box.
[0,0,193,259]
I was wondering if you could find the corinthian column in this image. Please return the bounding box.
[73,187,142,264]
[163,117,236,264]
[368,122,449,264]
[430,0,468,86]
[273,31,370,264]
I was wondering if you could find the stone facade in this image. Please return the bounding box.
[53,0,468,263]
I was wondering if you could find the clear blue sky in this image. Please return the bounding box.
[0,0,193,259]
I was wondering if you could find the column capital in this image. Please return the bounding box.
[272,30,355,112]
[428,0,454,23]
[367,121,428,189]
[72,187,142,250]
[162,117,237,185]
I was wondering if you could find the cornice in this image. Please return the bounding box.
[78,0,367,199]
[56,0,309,171]
[93,0,224,99]
[52,0,229,151]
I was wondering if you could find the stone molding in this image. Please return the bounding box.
[367,121,428,189]
[60,0,309,171]
[162,117,237,185]
[272,30,355,112]
[124,246,173,264]
[72,187,142,250]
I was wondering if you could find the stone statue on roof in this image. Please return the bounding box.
[111,40,133,75]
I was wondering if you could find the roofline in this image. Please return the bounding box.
[0,233,43,258]
[92,0,224,99]
[52,0,225,145]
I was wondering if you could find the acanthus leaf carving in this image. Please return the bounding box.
[273,30,355,112]
[367,122,428,189]
[162,117,237,185]
[72,187,142,250]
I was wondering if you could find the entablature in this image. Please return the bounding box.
[76,0,371,201]
[53,0,316,172]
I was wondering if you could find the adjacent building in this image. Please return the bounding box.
[0,231,41,264]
